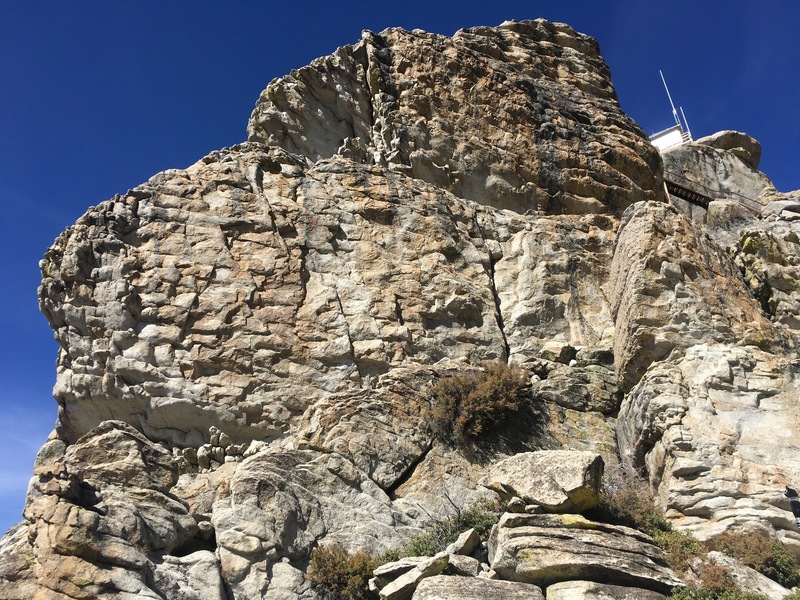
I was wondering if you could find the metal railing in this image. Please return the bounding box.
[663,170,763,214]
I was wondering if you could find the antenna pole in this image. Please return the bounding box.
[660,70,681,128]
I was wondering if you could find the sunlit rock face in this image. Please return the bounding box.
[248,19,663,214]
[4,17,800,600]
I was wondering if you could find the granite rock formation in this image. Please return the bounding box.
[3,17,800,600]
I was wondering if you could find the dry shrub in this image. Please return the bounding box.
[668,584,769,600]
[585,462,670,535]
[670,561,770,599]
[696,562,737,592]
[430,362,539,448]
[653,529,703,573]
[307,543,380,600]
[585,462,710,581]
[707,531,800,589]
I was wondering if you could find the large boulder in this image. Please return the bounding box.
[482,450,603,512]
[695,130,762,169]
[21,421,202,599]
[695,130,761,169]
[487,513,682,594]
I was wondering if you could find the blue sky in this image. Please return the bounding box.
[1,1,798,534]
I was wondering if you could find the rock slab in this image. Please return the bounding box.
[487,513,682,594]
[412,575,544,600]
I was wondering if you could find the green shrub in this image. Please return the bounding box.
[430,362,537,448]
[404,500,501,557]
[707,532,800,588]
[307,543,380,600]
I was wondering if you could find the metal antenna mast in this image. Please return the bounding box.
[660,70,681,128]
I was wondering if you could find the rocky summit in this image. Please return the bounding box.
[2,18,800,600]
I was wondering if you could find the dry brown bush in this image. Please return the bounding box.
[430,362,541,448]
[707,531,800,588]
[307,543,380,600]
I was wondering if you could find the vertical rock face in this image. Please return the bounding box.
[619,133,800,551]
[4,17,800,600]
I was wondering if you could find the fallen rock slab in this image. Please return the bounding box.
[379,553,449,600]
[445,528,480,556]
[445,555,481,577]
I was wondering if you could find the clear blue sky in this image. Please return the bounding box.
[1,1,798,534]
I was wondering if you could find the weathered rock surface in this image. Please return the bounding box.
[609,201,775,392]
[730,224,800,330]
[662,133,775,211]
[152,551,227,600]
[19,421,202,599]
[0,523,37,599]
[618,343,800,546]
[4,14,800,600]
[695,130,762,169]
[412,575,544,599]
[248,20,662,215]
[482,450,603,512]
[487,513,683,594]
[546,579,667,599]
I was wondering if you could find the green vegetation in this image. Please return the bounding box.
[403,499,500,557]
[306,499,500,600]
[430,362,542,449]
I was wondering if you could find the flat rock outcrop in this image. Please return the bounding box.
[412,575,544,599]
[487,513,682,594]
[3,16,800,600]
[546,580,666,599]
